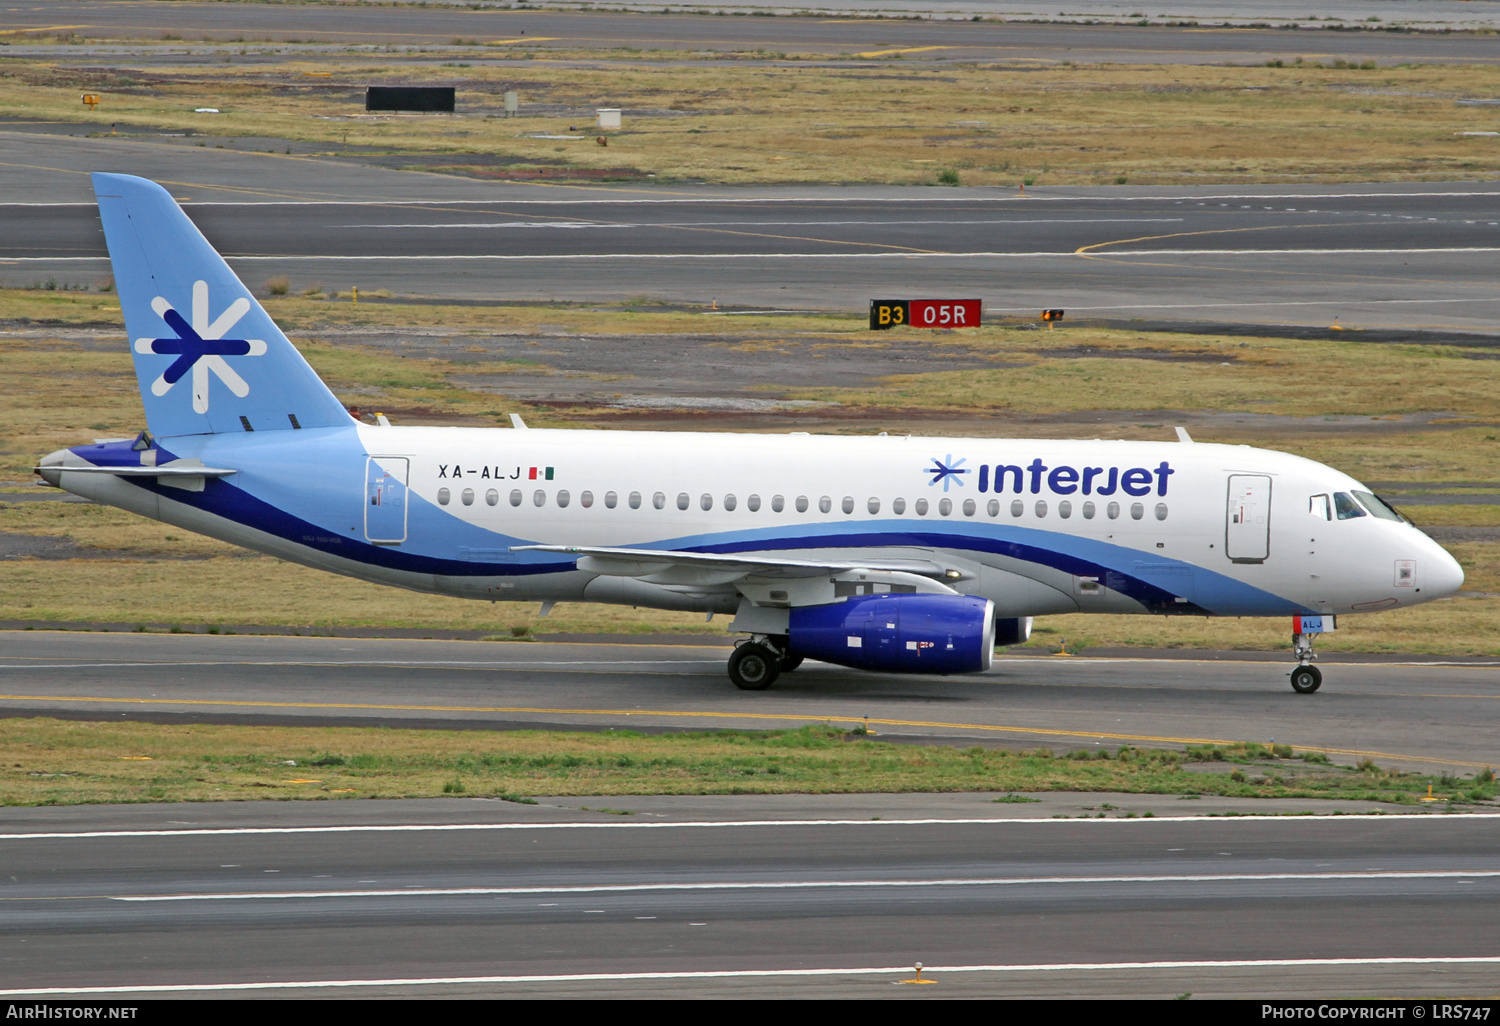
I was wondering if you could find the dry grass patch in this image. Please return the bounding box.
[3,719,1488,806]
[3,58,1500,185]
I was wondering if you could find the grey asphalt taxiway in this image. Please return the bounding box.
[2,630,1497,772]
[9,0,1500,64]
[2,795,1499,997]
[3,135,1497,332]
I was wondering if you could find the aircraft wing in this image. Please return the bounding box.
[510,544,963,587]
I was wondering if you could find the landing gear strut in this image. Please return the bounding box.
[1289,632,1322,694]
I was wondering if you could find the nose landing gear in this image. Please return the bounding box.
[1289,630,1322,693]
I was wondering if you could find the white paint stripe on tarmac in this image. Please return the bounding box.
[5,814,1500,840]
[0,660,719,670]
[10,247,1500,262]
[105,869,1500,902]
[10,191,1500,207]
[6,957,1500,995]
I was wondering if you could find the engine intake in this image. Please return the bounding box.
[788,594,996,675]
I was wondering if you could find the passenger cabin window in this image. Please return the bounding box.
[893,497,906,514]
[1082,501,1096,519]
[486,489,499,506]
[605,491,618,509]
[1310,494,1331,520]
[772,495,785,512]
[1130,502,1144,520]
[677,492,690,511]
[1107,501,1121,519]
[1334,491,1367,520]
[510,489,523,507]
[629,491,641,509]
[962,498,976,516]
[1035,500,1047,518]
[938,498,952,516]
[461,488,475,506]
[533,490,546,507]
[556,490,570,508]
[818,496,832,514]
[653,492,666,510]
[1011,499,1023,517]
[796,496,809,513]
[915,498,929,516]
[699,493,713,511]
[868,497,881,514]
[438,487,451,506]
[725,494,737,511]
[580,490,594,508]
[1058,500,1072,519]
[987,499,999,517]
[748,494,762,512]
[842,496,855,514]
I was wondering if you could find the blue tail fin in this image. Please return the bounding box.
[92,172,350,437]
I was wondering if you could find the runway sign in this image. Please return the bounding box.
[366,87,456,113]
[870,299,981,330]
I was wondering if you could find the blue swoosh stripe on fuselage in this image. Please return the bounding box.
[116,471,1303,617]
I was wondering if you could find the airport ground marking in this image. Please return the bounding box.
[17,247,1500,264]
[12,191,1500,208]
[99,869,1500,902]
[6,956,1500,995]
[0,25,89,37]
[855,46,953,57]
[4,814,1500,842]
[1077,222,1348,256]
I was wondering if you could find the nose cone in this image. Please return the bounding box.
[1428,542,1466,599]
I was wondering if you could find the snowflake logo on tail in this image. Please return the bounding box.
[133,280,266,414]
[925,454,970,492]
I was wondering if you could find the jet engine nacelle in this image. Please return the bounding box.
[994,616,1034,647]
[788,593,996,674]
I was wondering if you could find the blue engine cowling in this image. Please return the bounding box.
[788,594,996,675]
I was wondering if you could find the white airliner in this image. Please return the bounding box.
[36,174,1465,693]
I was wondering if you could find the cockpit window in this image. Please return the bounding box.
[1352,489,1407,523]
[1309,494,1331,521]
[1333,492,1367,520]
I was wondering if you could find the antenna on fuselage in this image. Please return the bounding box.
[1174,426,1193,443]
[510,414,528,429]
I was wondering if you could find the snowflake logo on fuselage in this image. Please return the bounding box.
[925,454,969,491]
[133,280,266,414]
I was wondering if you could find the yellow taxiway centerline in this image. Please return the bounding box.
[0,691,1488,769]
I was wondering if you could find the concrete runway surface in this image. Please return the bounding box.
[2,631,1497,772]
[0,796,1497,998]
[3,133,1496,332]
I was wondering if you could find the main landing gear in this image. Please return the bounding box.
[1289,631,1322,694]
[727,636,800,690]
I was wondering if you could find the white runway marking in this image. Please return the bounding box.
[5,957,1500,995]
[104,869,1500,902]
[9,190,1500,208]
[4,814,1498,841]
[12,246,1500,263]
[0,660,721,670]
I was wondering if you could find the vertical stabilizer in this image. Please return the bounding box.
[92,172,349,437]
